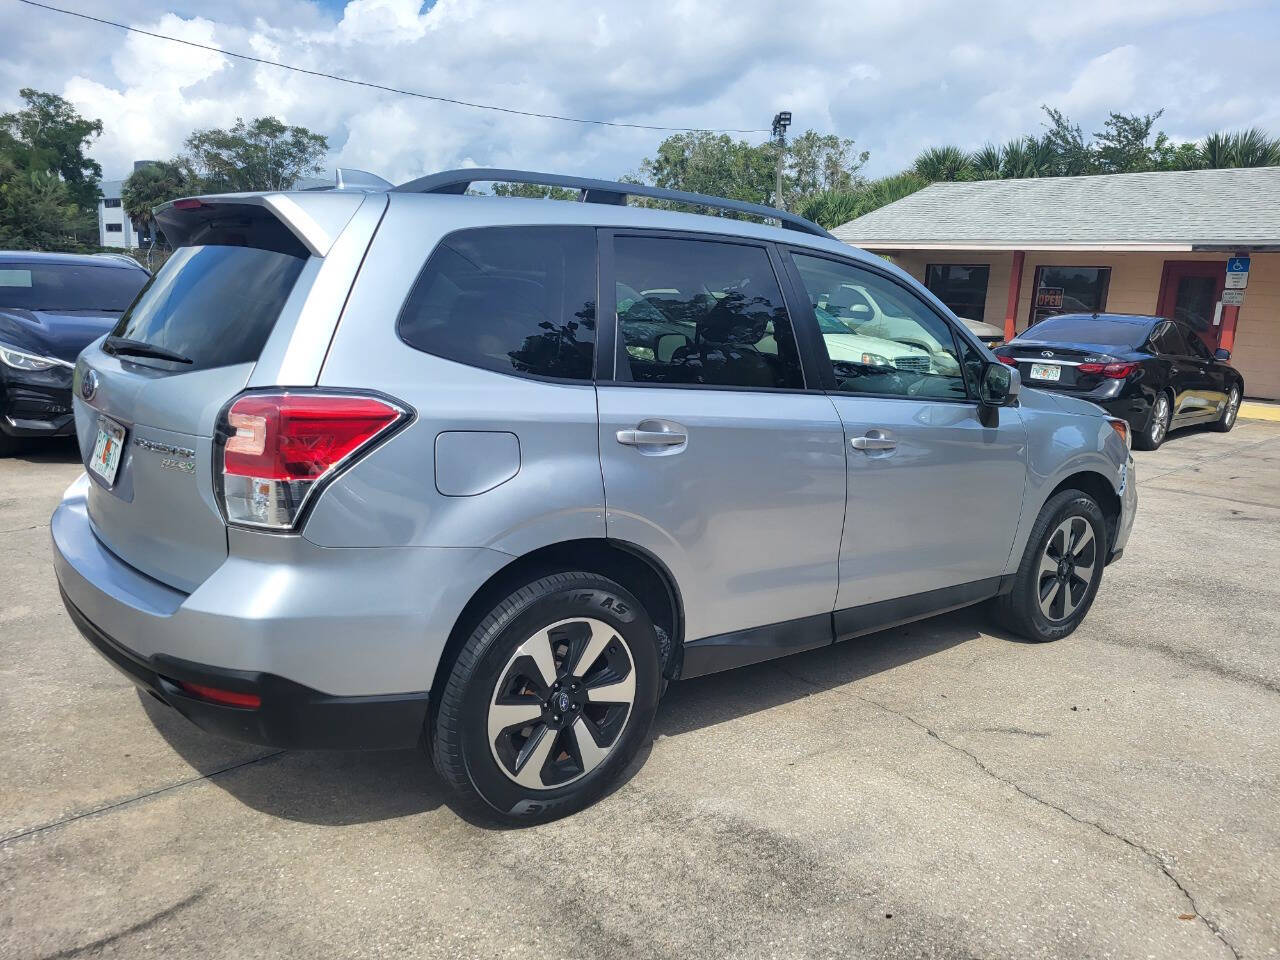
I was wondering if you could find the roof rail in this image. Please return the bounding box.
[392,168,833,238]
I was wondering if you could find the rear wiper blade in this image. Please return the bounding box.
[103,336,193,364]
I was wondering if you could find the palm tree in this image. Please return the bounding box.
[1199,128,1280,168]
[1000,137,1044,179]
[797,172,930,229]
[970,143,1004,180]
[121,161,193,243]
[912,145,972,182]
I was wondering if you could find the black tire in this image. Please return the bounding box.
[991,489,1107,642]
[1134,391,1171,450]
[429,571,661,824]
[1212,384,1241,433]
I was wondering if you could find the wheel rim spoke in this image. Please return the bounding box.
[487,700,543,743]
[1071,522,1094,560]
[586,672,636,705]
[571,621,613,678]
[1038,551,1058,579]
[569,717,610,775]
[514,630,558,689]
[512,724,558,789]
[1039,578,1060,618]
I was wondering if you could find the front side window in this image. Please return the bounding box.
[613,236,803,389]
[792,253,968,400]
[1150,321,1189,356]
[1030,266,1111,325]
[398,227,596,380]
[924,263,990,323]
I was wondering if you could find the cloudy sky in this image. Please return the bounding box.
[3,0,1277,185]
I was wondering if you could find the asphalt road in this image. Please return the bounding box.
[2,421,1277,960]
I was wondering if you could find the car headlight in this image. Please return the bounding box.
[0,342,72,372]
[860,352,892,367]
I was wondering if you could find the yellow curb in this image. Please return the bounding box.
[1240,401,1280,422]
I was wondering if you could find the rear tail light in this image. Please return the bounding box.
[1078,361,1139,378]
[217,391,407,530]
[178,681,262,709]
[998,355,1018,365]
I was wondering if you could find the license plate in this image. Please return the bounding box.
[89,417,126,486]
[1030,363,1061,382]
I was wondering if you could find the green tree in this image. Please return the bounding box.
[796,171,929,229]
[180,116,328,193]
[784,130,867,206]
[491,181,580,201]
[0,88,103,210]
[1093,109,1166,173]
[1199,128,1280,168]
[969,143,1004,180]
[912,145,972,182]
[999,137,1045,178]
[122,160,194,239]
[1039,106,1096,176]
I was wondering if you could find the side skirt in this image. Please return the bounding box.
[680,576,1009,680]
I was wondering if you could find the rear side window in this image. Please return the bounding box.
[0,263,146,312]
[397,227,597,380]
[1150,321,1189,356]
[613,236,803,389]
[110,245,305,371]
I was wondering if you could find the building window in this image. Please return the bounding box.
[103,198,121,208]
[105,223,122,232]
[924,264,990,323]
[1029,266,1110,326]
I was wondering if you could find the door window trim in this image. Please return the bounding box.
[598,228,822,394]
[779,244,984,404]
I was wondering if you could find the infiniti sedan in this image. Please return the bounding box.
[995,312,1244,450]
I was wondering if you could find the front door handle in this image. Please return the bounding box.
[617,428,687,447]
[851,430,897,452]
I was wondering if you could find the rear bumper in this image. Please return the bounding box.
[51,473,512,750]
[60,587,428,749]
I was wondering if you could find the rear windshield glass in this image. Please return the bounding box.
[109,245,306,371]
[1022,315,1149,347]
[0,263,147,313]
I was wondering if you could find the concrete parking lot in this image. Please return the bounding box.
[1,421,1277,960]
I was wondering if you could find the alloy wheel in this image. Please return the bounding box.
[1225,388,1240,427]
[487,618,635,790]
[1037,517,1097,622]
[1151,395,1169,444]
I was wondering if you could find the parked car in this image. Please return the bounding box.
[51,170,1136,823]
[959,317,1005,348]
[0,251,149,456]
[995,312,1244,450]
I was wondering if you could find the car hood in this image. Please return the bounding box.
[0,308,121,364]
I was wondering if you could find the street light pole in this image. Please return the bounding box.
[772,111,791,210]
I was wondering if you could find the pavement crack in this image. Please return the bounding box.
[777,666,1241,960]
[0,522,48,534]
[0,750,285,846]
[1098,634,1279,697]
[37,888,208,959]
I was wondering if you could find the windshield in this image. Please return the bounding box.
[0,263,147,312]
[1021,315,1151,347]
[110,245,306,372]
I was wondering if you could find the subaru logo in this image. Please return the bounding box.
[1040,350,1054,358]
[555,692,571,713]
[80,368,98,402]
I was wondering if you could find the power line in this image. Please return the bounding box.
[15,0,769,134]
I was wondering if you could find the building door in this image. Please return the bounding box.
[1157,261,1225,351]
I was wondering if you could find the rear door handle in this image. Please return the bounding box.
[850,430,897,452]
[616,429,687,446]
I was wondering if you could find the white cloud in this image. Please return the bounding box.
[0,0,1276,184]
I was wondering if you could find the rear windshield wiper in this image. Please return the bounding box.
[103,336,193,364]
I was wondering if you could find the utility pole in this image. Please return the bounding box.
[772,111,791,209]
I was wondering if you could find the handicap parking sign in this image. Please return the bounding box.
[1227,256,1250,274]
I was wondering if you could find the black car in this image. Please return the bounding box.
[0,251,149,455]
[995,312,1245,451]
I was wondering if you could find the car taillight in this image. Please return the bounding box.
[998,355,1018,366]
[218,391,407,530]
[1078,361,1139,378]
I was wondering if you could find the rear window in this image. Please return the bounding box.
[0,263,146,312]
[1023,315,1149,347]
[109,245,306,371]
[397,226,597,380]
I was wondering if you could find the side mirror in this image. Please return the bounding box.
[980,361,1020,407]
[1214,347,1231,361]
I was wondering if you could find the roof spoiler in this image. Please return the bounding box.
[153,191,370,258]
[393,168,834,238]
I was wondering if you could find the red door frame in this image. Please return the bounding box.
[1156,260,1226,350]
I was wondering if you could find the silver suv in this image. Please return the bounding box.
[52,169,1136,822]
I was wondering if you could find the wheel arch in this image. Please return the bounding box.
[1046,470,1121,555]
[431,538,685,701]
